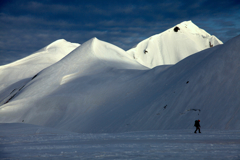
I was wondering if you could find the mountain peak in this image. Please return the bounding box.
[55,37,147,71]
[0,39,80,95]
[127,21,223,68]
[45,39,79,51]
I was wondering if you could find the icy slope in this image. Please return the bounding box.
[0,35,239,133]
[127,21,223,68]
[0,39,79,99]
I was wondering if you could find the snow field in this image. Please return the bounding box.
[0,123,240,159]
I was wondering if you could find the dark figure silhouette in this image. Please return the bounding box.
[194,120,201,133]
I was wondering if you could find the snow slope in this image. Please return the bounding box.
[0,37,148,128]
[0,34,239,133]
[127,21,223,68]
[0,39,79,101]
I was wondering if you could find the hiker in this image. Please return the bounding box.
[194,119,201,133]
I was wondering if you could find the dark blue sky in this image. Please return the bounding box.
[0,0,240,65]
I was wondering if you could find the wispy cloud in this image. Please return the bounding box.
[0,0,240,65]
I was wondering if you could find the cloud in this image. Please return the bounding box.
[0,0,240,65]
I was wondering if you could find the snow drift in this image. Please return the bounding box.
[127,21,223,68]
[0,21,239,133]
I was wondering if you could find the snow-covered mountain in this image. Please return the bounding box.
[0,21,239,133]
[0,39,79,102]
[127,21,223,68]
[0,37,148,125]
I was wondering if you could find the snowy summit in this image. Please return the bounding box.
[127,21,222,68]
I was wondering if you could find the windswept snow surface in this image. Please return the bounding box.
[127,21,223,68]
[0,39,79,100]
[0,34,239,133]
[1,123,240,159]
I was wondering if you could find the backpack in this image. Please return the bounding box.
[194,120,199,127]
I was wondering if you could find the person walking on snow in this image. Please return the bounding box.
[194,120,201,133]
